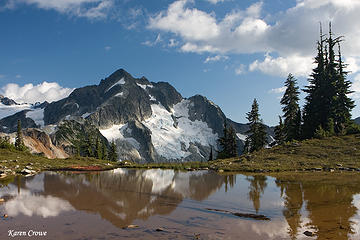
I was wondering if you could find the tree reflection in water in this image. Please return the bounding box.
[247,175,267,213]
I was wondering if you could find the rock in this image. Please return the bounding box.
[20,168,36,175]
[303,231,314,237]
[155,228,165,232]
[3,214,8,218]
[218,169,224,173]
[122,224,139,229]
[0,198,5,203]
[336,163,343,167]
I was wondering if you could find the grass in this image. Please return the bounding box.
[1,134,360,175]
[0,148,118,176]
[124,134,360,172]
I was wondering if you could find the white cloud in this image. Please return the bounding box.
[148,0,221,42]
[206,0,225,4]
[142,34,162,47]
[148,0,360,77]
[346,57,360,74]
[204,55,229,63]
[168,38,179,47]
[235,64,246,75]
[269,86,286,94]
[3,0,113,19]
[0,82,74,104]
[249,54,314,77]
[104,46,111,51]
[351,74,360,99]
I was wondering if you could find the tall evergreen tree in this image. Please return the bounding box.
[280,74,301,141]
[217,122,238,159]
[102,142,108,160]
[85,135,93,157]
[15,120,26,151]
[245,99,267,153]
[274,116,285,145]
[109,141,118,162]
[95,137,103,159]
[333,43,355,133]
[303,23,355,138]
[208,146,213,161]
[303,24,326,139]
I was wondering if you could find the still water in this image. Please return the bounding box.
[0,169,359,240]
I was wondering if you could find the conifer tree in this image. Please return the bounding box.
[274,116,285,145]
[15,120,26,151]
[217,122,238,159]
[95,137,102,159]
[303,25,326,139]
[228,126,238,157]
[75,141,80,157]
[280,74,301,141]
[102,142,108,160]
[333,43,355,133]
[245,99,267,152]
[85,135,93,157]
[208,146,213,161]
[109,141,118,161]
[303,23,355,138]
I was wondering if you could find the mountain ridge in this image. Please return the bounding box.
[0,68,274,162]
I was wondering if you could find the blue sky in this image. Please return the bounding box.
[1,0,360,125]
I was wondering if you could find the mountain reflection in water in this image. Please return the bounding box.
[0,170,360,240]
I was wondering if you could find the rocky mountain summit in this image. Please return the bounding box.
[0,69,274,162]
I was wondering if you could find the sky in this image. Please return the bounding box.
[1,0,360,126]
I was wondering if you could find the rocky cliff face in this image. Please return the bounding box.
[0,129,68,159]
[0,95,18,106]
[0,68,274,162]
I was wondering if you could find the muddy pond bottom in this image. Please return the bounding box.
[0,169,360,240]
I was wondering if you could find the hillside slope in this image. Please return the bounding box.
[209,134,360,172]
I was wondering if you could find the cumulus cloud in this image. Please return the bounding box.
[269,86,286,94]
[3,0,113,19]
[148,0,360,77]
[204,55,229,63]
[0,82,74,104]
[235,64,246,75]
[351,74,360,99]
[206,0,225,4]
[249,54,314,77]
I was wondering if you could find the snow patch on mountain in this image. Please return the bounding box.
[106,77,125,92]
[236,133,247,141]
[143,100,218,160]
[136,83,153,89]
[81,112,92,119]
[0,103,31,120]
[149,95,156,101]
[99,124,140,150]
[26,108,45,127]
[114,92,124,97]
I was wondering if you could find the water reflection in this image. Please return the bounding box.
[0,174,73,218]
[275,173,360,240]
[0,170,360,240]
[247,175,268,213]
